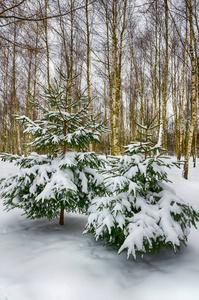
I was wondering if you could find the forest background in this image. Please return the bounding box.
[0,0,198,179]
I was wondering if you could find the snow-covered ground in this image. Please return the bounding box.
[0,159,199,300]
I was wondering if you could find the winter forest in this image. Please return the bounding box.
[0,0,199,174]
[0,1,199,299]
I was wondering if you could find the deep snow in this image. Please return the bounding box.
[0,159,199,300]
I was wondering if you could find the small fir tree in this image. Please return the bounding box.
[0,77,107,225]
[85,121,199,258]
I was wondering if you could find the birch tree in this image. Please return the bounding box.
[183,0,197,179]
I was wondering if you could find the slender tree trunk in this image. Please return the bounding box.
[161,0,169,147]
[178,11,188,160]
[86,0,93,151]
[31,26,39,121]
[44,0,51,93]
[2,52,9,153]
[117,0,126,152]
[129,57,134,141]
[154,0,158,125]
[183,0,197,179]
[68,0,74,113]
[111,0,118,155]
[184,75,190,157]
[59,203,64,225]
[171,54,179,158]
[57,0,70,80]
[25,51,33,156]
[120,94,124,150]
[104,0,126,155]
[193,119,197,167]
[103,64,108,155]
[104,2,113,154]
[131,42,144,126]
[158,31,161,124]
[13,20,21,155]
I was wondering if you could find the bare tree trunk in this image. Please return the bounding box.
[161,0,169,148]
[193,119,197,167]
[31,25,39,121]
[68,0,74,113]
[25,50,33,156]
[153,0,158,125]
[57,0,70,79]
[178,12,188,160]
[86,0,92,151]
[104,1,113,154]
[111,0,118,155]
[158,30,161,124]
[104,0,126,155]
[2,51,9,153]
[184,74,190,157]
[129,57,134,141]
[13,20,21,155]
[44,0,51,93]
[183,0,197,179]
[131,42,144,126]
[59,203,64,225]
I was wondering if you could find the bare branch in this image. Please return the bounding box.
[0,0,97,23]
[0,0,26,15]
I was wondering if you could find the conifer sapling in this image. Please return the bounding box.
[85,121,199,258]
[0,76,107,225]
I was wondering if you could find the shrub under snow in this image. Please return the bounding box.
[0,77,106,223]
[0,152,105,220]
[85,142,199,259]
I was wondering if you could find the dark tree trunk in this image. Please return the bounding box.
[59,204,64,225]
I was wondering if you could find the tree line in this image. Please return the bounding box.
[0,0,198,179]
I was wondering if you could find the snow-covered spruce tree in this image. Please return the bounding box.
[0,77,107,225]
[85,121,199,258]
